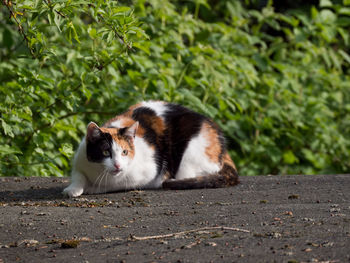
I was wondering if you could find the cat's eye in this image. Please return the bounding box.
[122,149,128,156]
[102,150,110,157]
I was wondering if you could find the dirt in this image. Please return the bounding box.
[0,175,350,263]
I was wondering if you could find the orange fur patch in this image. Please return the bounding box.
[118,117,134,127]
[129,102,165,136]
[136,125,146,138]
[223,151,237,170]
[104,103,164,141]
[143,115,164,149]
[162,171,171,180]
[100,127,116,134]
[149,116,165,136]
[119,117,146,138]
[102,102,165,151]
[128,103,142,112]
[202,122,222,164]
[103,103,142,127]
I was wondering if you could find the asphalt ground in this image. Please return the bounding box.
[0,174,350,263]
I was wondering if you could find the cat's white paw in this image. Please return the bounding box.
[62,185,84,197]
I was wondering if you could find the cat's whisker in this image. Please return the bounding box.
[104,169,110,194]
[103,169,110,193]
[97,168,108,193]
[93,169,105,188]
[91,172,103,194]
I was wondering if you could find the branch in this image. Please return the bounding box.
[97,14,135,52]
[112,26,135,51]
[25,53,120,144]
[129,226,250,241]
[7,226,250,249]
[3,0,36,58]
[42,0,66,18]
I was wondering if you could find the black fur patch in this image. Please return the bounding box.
[86,132,113,163]
[163,103,208,177]
[130,104,212,177]
[132,107,159,146]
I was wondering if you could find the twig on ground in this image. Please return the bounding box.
[129,226,250,241]
[91,237,122,243]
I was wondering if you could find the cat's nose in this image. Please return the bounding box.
[114,164,120,170]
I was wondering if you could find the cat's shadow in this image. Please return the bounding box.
[0,186,136,203]
[0,186,66,203]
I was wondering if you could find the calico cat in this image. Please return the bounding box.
[63,101,239,197]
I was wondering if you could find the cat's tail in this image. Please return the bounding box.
[162,152,239,190]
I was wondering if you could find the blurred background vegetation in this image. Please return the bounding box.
[0,0,349,177]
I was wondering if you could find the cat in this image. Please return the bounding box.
[63,101,239,197]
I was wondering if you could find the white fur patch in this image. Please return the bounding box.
[141,101,167,118]
[175,130,220,180]
[123,137,160,188]
[109,119,122,128]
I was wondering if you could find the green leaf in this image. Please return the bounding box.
[1,119,14,137]
[338,7,350,16]
[133,42,150,55]
[88,27,97,39]
[59,143,74,158]
[112,6,131,13]
[54,12,62,32]
[320,0,332,7]
[66,21,80,44]
[0,145,22,156]
[338,49,350,64]
[283,150,299,164]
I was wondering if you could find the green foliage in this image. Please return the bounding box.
[1,0,349,177]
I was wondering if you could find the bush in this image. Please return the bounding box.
[1,0,349,177]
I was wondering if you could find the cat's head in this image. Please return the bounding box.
[85,121,138,175]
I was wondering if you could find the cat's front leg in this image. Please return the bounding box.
[62,171,87,197]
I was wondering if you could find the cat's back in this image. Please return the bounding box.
[105,100,223,152]
[108,100,210,127]
[106,101,218,142]
[107,101,227,177]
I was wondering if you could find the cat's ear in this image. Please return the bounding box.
[86,122,101,141]
[125,121,139,138]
